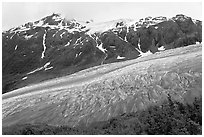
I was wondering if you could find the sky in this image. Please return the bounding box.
[2,2,202,31]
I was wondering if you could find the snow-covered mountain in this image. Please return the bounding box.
[2,13,202,93]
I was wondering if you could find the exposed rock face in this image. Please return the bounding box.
[2,14,202,93]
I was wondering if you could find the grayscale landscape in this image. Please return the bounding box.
[2,2,202,135]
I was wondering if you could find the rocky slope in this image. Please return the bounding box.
[2,14,202,93]
[2,44,202,128]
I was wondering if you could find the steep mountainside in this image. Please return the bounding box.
[2,44,202,128]
[2,14,202,93]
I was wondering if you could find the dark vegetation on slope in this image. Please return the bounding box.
[3,96,202,135]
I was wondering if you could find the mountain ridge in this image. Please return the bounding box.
[5,13,201,34]
[2,13,202,93]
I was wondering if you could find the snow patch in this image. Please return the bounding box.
[14,45,18,50]
[22,77,28,80]
[86,31,95,40]
[35,20,44,26]
[192,19,199,24]
[58,19,63,26]
[64,41,70,47]
[110,46,116,48]
[45,66,53,71]
[52,15,63,22]
[136,16,167,28]
[158,46,165,51]
[44,62,51,68]
[43,24,59,30]
[75,37,81,44]
[124,36,128,42]
[133,23,137,31]
[27,62,52,74]
[10,32,16,39]
[135,38,153,57]
[44,62,53,71]
[27,67,44,75]
[41,31,47,59]
[76,52,82,58]
[24,34,33,40]
[60,32,66,38]
[137,49,152,57]
[84,19,136,34]
[78,52,82,56]
[65,27,81,34]
[97,43,107,53]
[118,36,128,42]
[138,38,142,50]
[13,27,30,33]
[52,31,58,37]
[117,55,125,59]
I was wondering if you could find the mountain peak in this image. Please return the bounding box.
[34,13,65,26]
[136,16,167,28]
[173,14,190,21]
[51,13,61,17]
